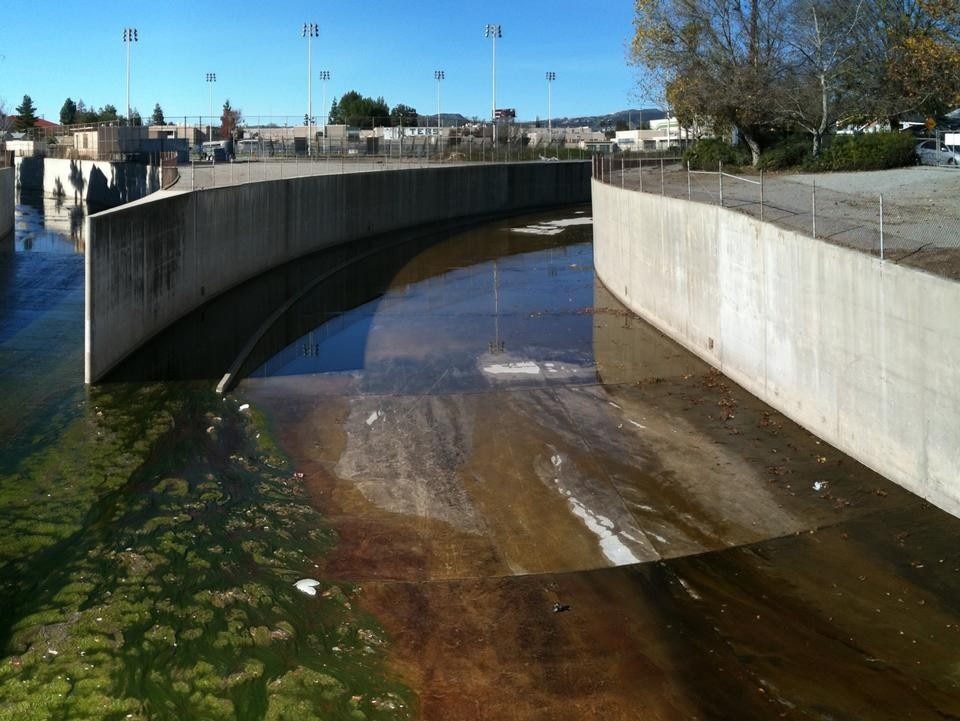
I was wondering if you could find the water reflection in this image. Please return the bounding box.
[14,190,85,253]
[246,212,596,395]
[109,208,592,387]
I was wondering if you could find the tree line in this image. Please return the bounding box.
[8,88,427,135]
[631,0,960,165]
[327,90,419,128]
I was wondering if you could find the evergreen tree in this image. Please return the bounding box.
[151,103,165,125]
[14,95,38,130]
[60,98,77,126]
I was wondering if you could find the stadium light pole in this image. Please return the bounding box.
[206,73,216,138]
[302,22,319,156]
[434,70,445,130]
[546,72,556,154]
[319,70,331,154]
[484,24,502,145]
[122,27,139,124]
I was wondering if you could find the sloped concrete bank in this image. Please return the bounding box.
[85,162,590,383]
[0,167,13,240]
[592,179,960,516]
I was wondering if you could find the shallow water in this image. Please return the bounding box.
[3,194,960,721]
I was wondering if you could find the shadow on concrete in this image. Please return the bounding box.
[16,157,44,195]
[106,208,588,385]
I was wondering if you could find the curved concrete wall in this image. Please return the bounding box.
[85,162,590,383]
[592,179,960,517]
[0,167,13,240]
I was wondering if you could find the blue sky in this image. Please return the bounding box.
[0,1,644,125]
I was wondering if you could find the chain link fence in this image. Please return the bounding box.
[594,155,960,281]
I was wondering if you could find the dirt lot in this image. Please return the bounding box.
[614,163,960,280]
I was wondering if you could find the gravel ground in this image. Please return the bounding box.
[615,163,960,280]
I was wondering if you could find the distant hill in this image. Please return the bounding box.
[550,109,667,130]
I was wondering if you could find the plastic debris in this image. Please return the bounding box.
[813,481,828,492]
[294,578,321,596]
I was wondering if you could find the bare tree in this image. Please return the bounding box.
[631,0,793,165]
[781,0,865,156]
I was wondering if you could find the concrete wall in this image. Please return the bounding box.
[15,157,160,208]
[592,180,960,517]
[0,167,13,240]
[86,162,590,383]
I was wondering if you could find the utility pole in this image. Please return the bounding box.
[484,24,502,146]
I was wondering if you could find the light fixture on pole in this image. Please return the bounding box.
[122,27,139,124]
[302,22,319,156]
[483,24,502,145]
[319,70,331,154]
[434,70,445,130]
[546,72,556,153]
[206,73,216,139]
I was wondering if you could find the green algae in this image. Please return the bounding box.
[0,383,412,720]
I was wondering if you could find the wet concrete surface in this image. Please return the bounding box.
[242,208,960,720]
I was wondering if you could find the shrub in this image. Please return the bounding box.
[758,137,812,170]
[808,132,917,171]
[683,138,751,170]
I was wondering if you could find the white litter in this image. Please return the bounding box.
[483,361,541,376]
[628,420,647,429]
[294,578,321,596]
[238,404,250,412]
[366,409,384,426]
[813,481,828,492]
[551,454,562,467]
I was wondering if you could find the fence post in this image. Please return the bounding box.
[759,170,764,221]
[660,157,664,196]
[191,160,195,190]
[638,156,643,193]
[687,162,691,200]
[812,180,817,237]
[621,155,625,188]
[879,193,885,260]
[719,161,724,207]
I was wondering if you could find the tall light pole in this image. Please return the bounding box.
[206,72,216,139]
[122,27,138,124]
[546,72,556,155]
[484,24,502,146]
[319,70,330,154]
[302,22,319,156]
[434,70,445,131]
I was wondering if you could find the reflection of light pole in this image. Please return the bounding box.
[205,72,216,139]
[434,70,444,130]
[546,71,555,154]
[484,24,502,146]
[302,22,319,156]
[122,27,138,124]
[489,260,504,354]
[319,70,330,155]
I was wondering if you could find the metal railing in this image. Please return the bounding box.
[593,155,960,281]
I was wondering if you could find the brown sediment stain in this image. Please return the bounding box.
[359,568,707,721]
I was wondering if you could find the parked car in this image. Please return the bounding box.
[915,139,960,166]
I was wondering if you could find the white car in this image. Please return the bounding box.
[915,139,960,166]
